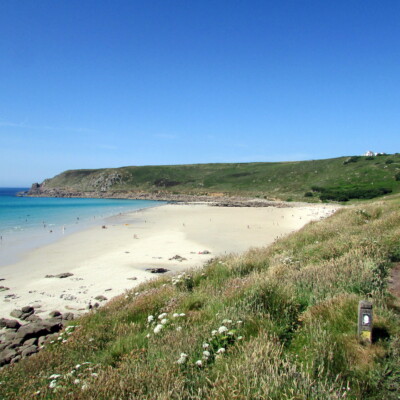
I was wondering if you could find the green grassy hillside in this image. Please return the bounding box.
[39,154,400,201]
[2,195,400,399]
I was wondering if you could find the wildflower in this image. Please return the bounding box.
[49,380,57,389]
[74,379,80,384]
[202,343,210,349]
[227,331,234,336]
[222,319,232,324]
[237,336,243,341]
[147,315,154,323]
[177,353,188,364]
[146,333,151,338]
[154,324,164,334]
[158,313,167,320]
[218,326,228,334]
[48,374,61,379]
[217,348,225,354]
[195,360,203,367]
[236,320,243,325]
[91,373,98,377]
[176,326,182,331]
[161,318,168,325]
[202,350,210,359]
[173,313,179,318]
[89,338,94,342]
[179,313,186,317]
[211,330,217,336]
[82,384,88,390]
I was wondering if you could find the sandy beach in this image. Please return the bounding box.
[0,202,338,321]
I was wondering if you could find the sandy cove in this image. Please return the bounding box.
[0,203,338,321]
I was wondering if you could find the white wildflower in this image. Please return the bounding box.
[179,313,186,317]
[217,348,225,354]
[236,320,243,325]
[153,324,164,334]
[158,313,167,320]
[147,315,154,323]
[48,374,61,380]
[222,319,232,324]
[161,318,168,325]
[195,360,203,367]
[211,330,217,336]
[177,353,188,364]
[237,336,243,340]
[49,380,57,389]
[202,343,210,349]
[91,373,98,377]
[74,379,80,384]
[146,333,151,338]
[75,364,81,369]
[176,326,182,331]
[202,350,210,358]
[227,331,234,336]
[173,313,179,318]
[218,326,228,334]
[89,338,94,342]
[82,384,88,390]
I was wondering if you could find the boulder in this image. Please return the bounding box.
[62,312,74,321]
[94,295,107,301]
[21,306,34,314]
[10,309,23,319]
[25,314,42,322]
[23,337,37,347]
[0,349,17,366]
[10,355,21,364]
[15,321,62,342]
[21,345,38,358]
[0,318,21,330]
[9,336,25,348]
[49,310,62,318]
[145,268,169,274]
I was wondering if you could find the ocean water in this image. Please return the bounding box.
[0,188,164,266]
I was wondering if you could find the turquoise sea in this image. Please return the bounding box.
[0,188,164,266]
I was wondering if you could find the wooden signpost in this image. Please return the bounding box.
[358,300,373,343]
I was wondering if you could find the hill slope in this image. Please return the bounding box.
[30,154,400,201]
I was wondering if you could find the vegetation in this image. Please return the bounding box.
[40,154,400,201]
[1,195,400,399]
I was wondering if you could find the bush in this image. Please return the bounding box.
[343,156,360,165]
[365,156,375,160]
[386,159,394,164]
[395,172,400,181]
[304,192,313,197]
[318,187,392,202]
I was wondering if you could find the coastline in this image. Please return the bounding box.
[0,202,339,323]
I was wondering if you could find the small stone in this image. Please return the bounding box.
[62,312,74,321]
[94,295,107,301]
[127,277,137,280]
[0,286,10,291]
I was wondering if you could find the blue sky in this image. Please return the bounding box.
[1,1,399,186]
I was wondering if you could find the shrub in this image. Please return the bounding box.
[365,156,375,160]
[304,192,313,197]
[343,156,360,165]
[396,172,400,182]
[386,159,394,164]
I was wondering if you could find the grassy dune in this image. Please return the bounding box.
[41,154,400,201]
[1,196,400,399]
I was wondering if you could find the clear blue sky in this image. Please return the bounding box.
[1,1,399,186]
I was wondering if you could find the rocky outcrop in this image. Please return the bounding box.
[0,307,75,367]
